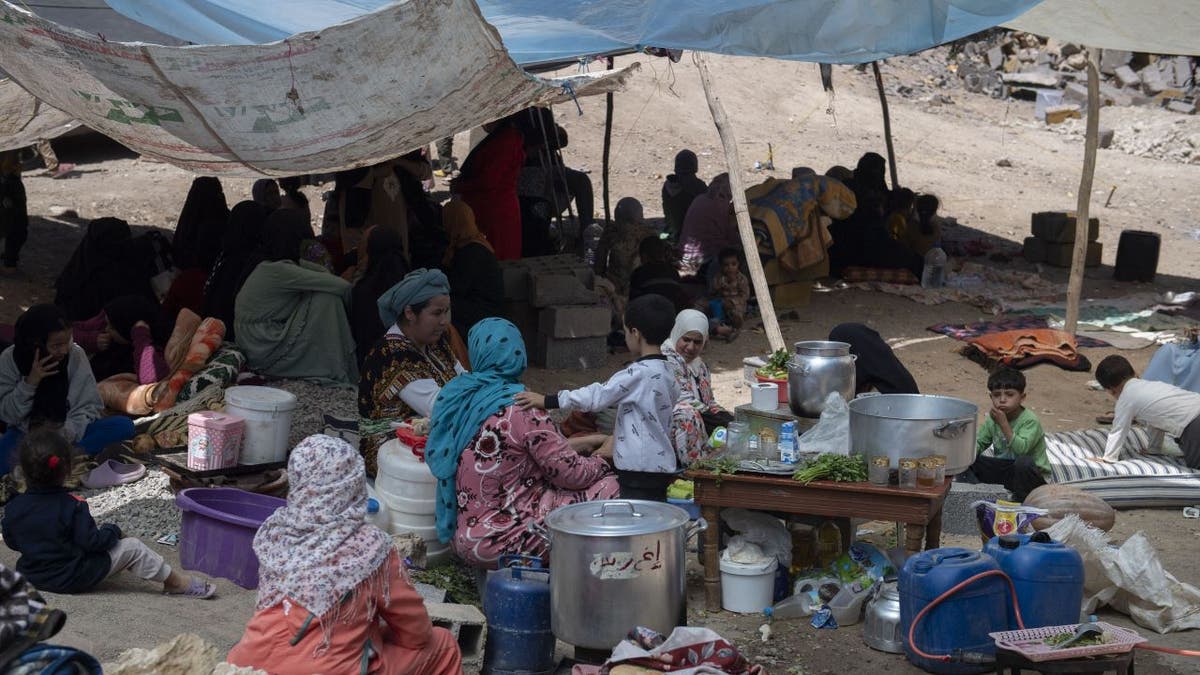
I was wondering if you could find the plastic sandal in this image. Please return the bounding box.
[80,460,146,489]
[166,577,217,599]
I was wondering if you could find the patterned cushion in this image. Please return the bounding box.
[1046,427,1200,507]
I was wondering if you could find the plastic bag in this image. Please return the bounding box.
[1046,513,1200,634]
[722,536,771,564]
[720,508,792,568]
[795,392,850,456]
[972,498,1046,539]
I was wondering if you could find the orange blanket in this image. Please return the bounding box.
[964,328,1090,372]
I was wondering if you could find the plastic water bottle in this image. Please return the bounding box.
[921,246,947,289]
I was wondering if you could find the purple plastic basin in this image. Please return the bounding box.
[175,488,285,589]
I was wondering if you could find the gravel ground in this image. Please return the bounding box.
[270,379,359,447]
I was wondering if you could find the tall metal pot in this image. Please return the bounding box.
[533,500,706,650]
[787,341,857,417]
[848,394,977,474]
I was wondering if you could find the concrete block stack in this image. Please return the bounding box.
[1023,211,1102,268]
[496,254,610,369]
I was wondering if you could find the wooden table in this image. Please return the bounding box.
[685,470,952,611]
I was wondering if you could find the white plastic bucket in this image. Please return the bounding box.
[224,386,298,465]
[719,555,778,613]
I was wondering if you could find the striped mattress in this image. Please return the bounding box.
[1046,427,1200,507]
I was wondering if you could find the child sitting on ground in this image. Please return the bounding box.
[517,294,683,501]
[710,248,749,333]
[959,367,1048,501]
[1094,355,1200,468]
[1,429,217,597]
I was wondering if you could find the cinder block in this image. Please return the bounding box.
[500,265,530,301]
[538,305,610,339]
[1098,48,1131,75]
[1171,56,1193,87]
[1062,82,1089,104]
[426,602,486,666]
[942,480,1010,536]
[1030,211,1099,243]
[532,335,608,369]
[1022,236,1046,264]
[1165,98,1197,115]
[1097,83,1133,107]
[1113,65,1140,88]
[1043,241,1102,268]
[530,272,599,308]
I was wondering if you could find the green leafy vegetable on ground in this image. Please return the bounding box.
[411,560,481,608]
[755,348,791,380]
[793,453,868,484]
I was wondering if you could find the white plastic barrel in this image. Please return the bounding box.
[375,437,449,565]
[224,386,298,465]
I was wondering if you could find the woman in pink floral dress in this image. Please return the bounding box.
[424,318,618,570]
[453,405,618,567]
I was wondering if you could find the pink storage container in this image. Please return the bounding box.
[187,411,244,471]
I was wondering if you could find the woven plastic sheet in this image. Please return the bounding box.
[0,79,79,152]
[0,0,632,175]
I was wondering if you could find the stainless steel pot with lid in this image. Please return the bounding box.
[788,341,856,418]
[537,500,706,650]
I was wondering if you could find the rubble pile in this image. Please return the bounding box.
[949,31,1196,120]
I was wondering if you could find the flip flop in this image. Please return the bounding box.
[80,459,147,489]
[165,577,217,599]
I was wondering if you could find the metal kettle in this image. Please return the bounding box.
[862,579,904,653]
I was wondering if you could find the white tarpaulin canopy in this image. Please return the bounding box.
[1005,0,1200,56]
[0,78,79,152]
[0,0,632,175]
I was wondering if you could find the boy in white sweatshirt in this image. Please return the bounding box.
[517,294,682,501]
[1094,355,1200,468]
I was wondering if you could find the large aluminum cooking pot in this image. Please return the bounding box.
[848,394,977,475]
[788,341,856,417]
[535,500,705,650]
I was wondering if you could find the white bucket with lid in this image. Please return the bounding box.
[719,554,778,613]
[224,386,298,465]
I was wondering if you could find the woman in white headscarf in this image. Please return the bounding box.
[662,309,734,434]
[227,435,461,674]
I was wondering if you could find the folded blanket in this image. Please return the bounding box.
[963,328,1090,371]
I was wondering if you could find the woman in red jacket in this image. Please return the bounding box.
[451,115,525,260]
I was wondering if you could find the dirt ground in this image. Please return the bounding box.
[2,50,1199,672]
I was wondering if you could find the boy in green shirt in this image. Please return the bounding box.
[959,367,1049,501]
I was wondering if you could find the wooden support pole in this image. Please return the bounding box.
[1065,49,1101,335]
[872,61,900,190]
[602,56,615,225]
[695,53,786,354]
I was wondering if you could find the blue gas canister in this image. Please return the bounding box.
[900,547,1009,674]
[996,531,1084,629]
[482,555,555,675]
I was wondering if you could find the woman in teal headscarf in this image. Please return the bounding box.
[426,318,617,568]
[357,268,463,475]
